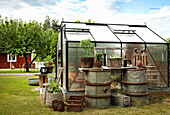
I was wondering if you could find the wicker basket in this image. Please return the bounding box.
[109,58,122,67]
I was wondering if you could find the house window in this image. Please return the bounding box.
[7,54,17,62]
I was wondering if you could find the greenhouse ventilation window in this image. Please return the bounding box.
[65,32,94,41]
[87,25,120,42]
[115,33,144,43]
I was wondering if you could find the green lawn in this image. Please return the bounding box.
[0,69,40,73]
[0,75,170,115]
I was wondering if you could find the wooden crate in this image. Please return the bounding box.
[66,96,84,112]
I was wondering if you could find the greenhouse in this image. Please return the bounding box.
[56,21,169,94]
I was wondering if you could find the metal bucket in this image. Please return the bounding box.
[85,70,111,108]
[123,69,149,106]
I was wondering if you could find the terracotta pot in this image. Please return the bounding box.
[136,60,142,68]
[52,100,58,111]
[93,61,102,68]
[80,57,94,68]
[57,101,64,112]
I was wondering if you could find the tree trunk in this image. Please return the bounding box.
[24,53,29,72]
[29,55,38,67]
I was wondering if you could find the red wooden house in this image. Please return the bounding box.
[0,53,32,68]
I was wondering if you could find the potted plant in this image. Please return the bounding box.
[109,54,122,67]
[79,38,95,68]
[94,53,103,68]
[46,80,63,108]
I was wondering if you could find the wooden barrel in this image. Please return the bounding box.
[85,69,111,108]
[123,69,149,106]
[46,92,63,108]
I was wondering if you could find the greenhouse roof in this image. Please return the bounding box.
[63,22,167,43]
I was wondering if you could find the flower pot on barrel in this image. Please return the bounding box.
[79,39,95,68]
[109,54,122,67]
[93,53,103,68]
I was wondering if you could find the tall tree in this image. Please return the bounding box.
[0,16,54,72]
[39,16,59,64]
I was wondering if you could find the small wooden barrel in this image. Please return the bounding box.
[85,70,111,108]
[123,69,149,106]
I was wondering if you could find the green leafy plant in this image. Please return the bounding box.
[79,38,95,57]
[96,53,103,61]
[110,54,121,58]
[48,80,62,94]
[75,20,80,23]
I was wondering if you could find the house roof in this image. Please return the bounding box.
[62,21,167,44]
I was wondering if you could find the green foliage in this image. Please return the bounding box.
[75,19,95,23]
[96,53,103,61]
[85,19,95,23]
[110,54,121,58]
[166,38,170,56]
[75,20,80,23]
[0,15,58,72]
[79,38,95,57]
[48,80,62,94]
[0,16,50,71]
[39,15,58,63]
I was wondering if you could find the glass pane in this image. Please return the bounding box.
[122,44,145,66]
[109,25,166,43]
[88,25,120,42]
[134,27,166,43]
[68,46,86,91]
[96,43,122,66]
[65,23,89,30]
[66,32,94,41]
[115,34,144,42]
[109,25,130,31]
[147,44,168,86]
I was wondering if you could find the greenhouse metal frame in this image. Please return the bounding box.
[56,21,169,92]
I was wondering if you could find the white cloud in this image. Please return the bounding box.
[0,0,170,38]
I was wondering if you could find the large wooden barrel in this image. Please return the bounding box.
[122,68,149,106]
[85,69,111,108]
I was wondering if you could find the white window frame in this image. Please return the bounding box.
[7,54,17,62]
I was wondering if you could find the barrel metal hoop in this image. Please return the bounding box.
[121,81,149,85]
[123,91,149,96]
[84,94,111,98]
[85,81,112,86]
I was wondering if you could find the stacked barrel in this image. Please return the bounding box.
[85,69,111,108]
[122,68,149,106]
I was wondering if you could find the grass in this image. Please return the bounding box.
[0,75,170,115]
[0,69,40,73]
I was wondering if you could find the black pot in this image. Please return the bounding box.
[40,67,48,74]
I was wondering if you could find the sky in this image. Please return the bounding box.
[0,0,170,39]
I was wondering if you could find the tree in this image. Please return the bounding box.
[0,16,54,72]
[38,16,59,64]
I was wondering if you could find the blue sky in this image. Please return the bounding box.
[119,0,170,13]
[0,0,170,38]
